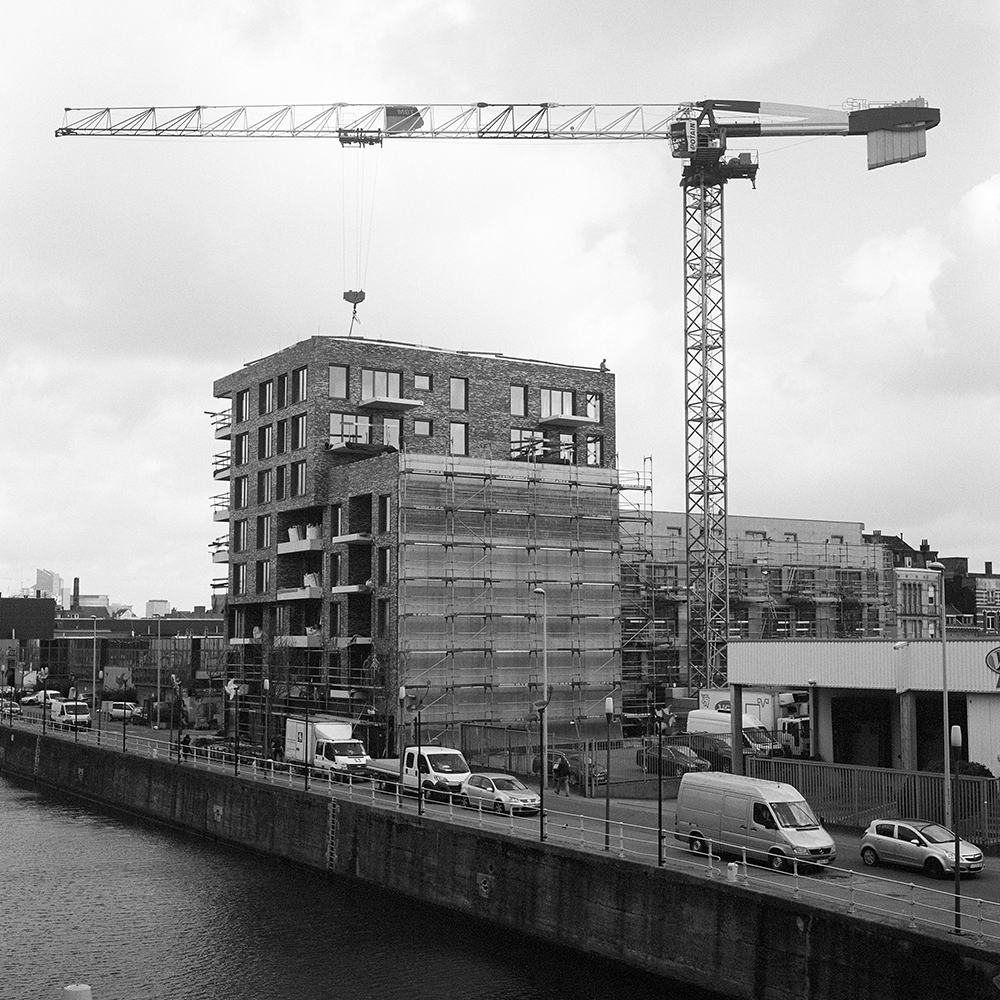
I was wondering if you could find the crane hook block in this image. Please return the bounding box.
[344,290,366,305]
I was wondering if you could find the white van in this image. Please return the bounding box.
[674,772,836,871]
[49,700,92,729]
[686,709,784,756]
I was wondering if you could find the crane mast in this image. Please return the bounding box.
[57,99,939,693]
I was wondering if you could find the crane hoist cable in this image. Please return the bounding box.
[340,145,380,336]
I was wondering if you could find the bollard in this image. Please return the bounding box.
[726,862,738,883]
[63,987,92,999]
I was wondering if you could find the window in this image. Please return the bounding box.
[540,388,573,418]
[450,377,468,411]
[362,369,401,399]
[586,391,602,422]
[554,433,575,463]
[234,432,250,467]
[291,460,307,497]
[329,365,348,399]
[276,373,288,409]
[276,419,288,454]
[510,385,527,416]
[510,428,543,460]
[275,465,287,501]
[414,373,432,391]
[256,514,271,548]
[378,495,391,533]
[330,602,341,636]
[291,413,307,450]
[233,476,248,510]
[235,389,251,423]
[377,598,389,638]
[257,425,273,460]
[449,422,468,456]
[259,380,274,415]
[330,552,341,587]
[331,504,342,537]
[329,412,371,445]
[255,560,271,594]
[414,419,432,437]
[378,547,390,585]
[585,435,603,466]
[233,563,247,596]
[383,417,401,449]
[292,366,308,403]
[233,519,248,553]
[257,469,273,504]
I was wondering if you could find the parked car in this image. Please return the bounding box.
[1,696,22,717]
[531,750,608,787]
[860,819,985,879]
[667,733,739,773]
[636,741,711,777]
[461,772,541,815]
[107,701,140,723]
[21,690,64,706]
[50,700,92,729]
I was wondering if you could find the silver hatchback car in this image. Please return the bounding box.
[860,818,984,879]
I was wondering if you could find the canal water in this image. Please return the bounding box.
[0,776,724,1000]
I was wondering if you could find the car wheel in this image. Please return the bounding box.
[861,847,880,868]
[769,852,787,872]
[924,858,946,880]
[689,834,708,855]
[493,800,506,815]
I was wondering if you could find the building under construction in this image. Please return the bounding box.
[211,336,621,753]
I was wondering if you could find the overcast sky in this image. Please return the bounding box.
[1,0,997,613]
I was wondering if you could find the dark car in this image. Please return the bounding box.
[666,733,737,773]
[636,740,710,776]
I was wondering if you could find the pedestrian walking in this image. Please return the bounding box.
[554,755,571,796]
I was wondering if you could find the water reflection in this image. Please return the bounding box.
[0,776,721,1000]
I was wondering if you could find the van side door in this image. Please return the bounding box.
[747,800,780,860]
[721,793,751,853]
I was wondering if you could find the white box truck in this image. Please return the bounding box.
[686,708,784,756]
[284,718,370,778]
[674,771,836,871]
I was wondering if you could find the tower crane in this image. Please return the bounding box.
[56,98,940,692]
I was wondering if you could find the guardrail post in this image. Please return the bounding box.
[848,872,856,914]
[579,814,586,848]
[478,800,483,828]
[977,898,986,944]
[908,884,918,929]
[509,808,514,833]
[793,857,800,898]
[706,839,715,876]
[741,847,749,884]
[618,822,625,859]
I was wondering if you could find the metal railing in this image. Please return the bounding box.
[7,712,1000,947]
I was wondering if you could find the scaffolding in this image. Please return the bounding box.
[396,452,620,732]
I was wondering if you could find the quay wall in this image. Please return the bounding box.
[3,726,999,1000]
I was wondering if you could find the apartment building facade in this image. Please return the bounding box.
[211,336,620,751]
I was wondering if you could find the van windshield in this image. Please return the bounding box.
[324,741,366,758]
[428,753,467,774]
[772,799,819,829]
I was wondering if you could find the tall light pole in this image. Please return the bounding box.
[532,587,548,793]
[91,616,99,730]
[604,695,613,851]
[927,561,952,830]
[156,617,162,728]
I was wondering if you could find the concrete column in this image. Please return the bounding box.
[898,690,918,771]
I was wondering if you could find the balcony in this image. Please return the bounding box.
[208,408,232,440]
[330,532,372,545]
[331,581,372,595]
[357,396,424,412]
[278,630,324,648]
[211,493,231,522]
[212,453,231,481]
[277,525,324,554]
[277,573,323,601]
[538,412,601,429]
[332,635,372,648]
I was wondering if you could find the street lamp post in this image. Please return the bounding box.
[656,708,665,866]
[927,562,953,830]
[951,723,963,933]
[532,587,548,794]
[91,617,99,737]
[604,695,613,851]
